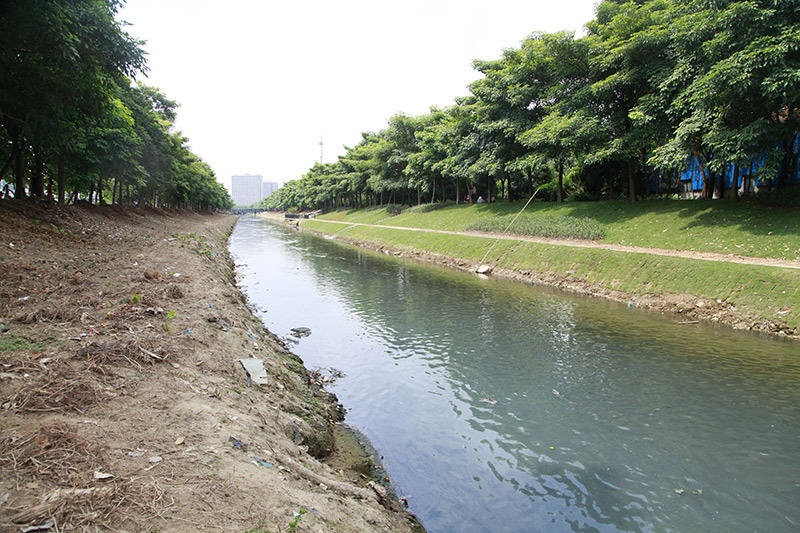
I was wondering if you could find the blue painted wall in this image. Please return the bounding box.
[678,134,800,191]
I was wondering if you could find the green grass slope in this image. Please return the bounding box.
[315,207,393,224]
[318,200,800,260]
[302,219,799,333]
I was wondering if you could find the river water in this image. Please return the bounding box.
[229,216,800,533]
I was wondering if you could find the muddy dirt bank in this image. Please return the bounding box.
[0,200,421,532]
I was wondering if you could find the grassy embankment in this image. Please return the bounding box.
[317,200,800,259]
[303,200,800,335]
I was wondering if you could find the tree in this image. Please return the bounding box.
[0,0,145,198]
[675,0,800,196]
[521,111,603,202]
[0,1,232,210]
[585,0,674,201]
[273,0,800,212]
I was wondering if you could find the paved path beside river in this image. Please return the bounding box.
[310,219,800,270]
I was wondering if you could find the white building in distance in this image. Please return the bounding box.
[261,181,279,200]
[231,174,263,207]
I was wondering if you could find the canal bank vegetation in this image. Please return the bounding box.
[466,214,606,241]
[0,202,421,530]
[266,0,800,338]
[298,213,799,338]
[0,1,233,210]
[318,200,800,260]
[262,0,800,212]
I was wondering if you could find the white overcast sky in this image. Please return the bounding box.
[119,0,597,191]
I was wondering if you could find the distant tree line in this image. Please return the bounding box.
[0,0,233,210]
[265,0,800,212]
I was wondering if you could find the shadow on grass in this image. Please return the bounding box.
[456,199,800,241]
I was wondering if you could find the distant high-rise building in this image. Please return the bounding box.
[261,181,279,200]
[231,174,263,206]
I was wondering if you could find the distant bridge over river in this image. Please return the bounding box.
[231,208,322,218]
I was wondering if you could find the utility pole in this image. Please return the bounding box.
[319,136,323,165]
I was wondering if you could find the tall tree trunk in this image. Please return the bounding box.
[30,149,45,197]
[112,177,118,204]
[431,177,436,204]
[694,152,711,199]
[57,158,66,203]
[557,159,564,204]
[627,159,636,202]
[0,152,13,181]
[778,133,797,188]
[728,164,739,200]
[7,120,26,199]
[506,177,512,202]
[97,177,103,205]
[456,175,460,205]
[673,168,679,196]
[89,181,95,204]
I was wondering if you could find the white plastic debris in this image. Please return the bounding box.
[237,358,269,386]
[93,470,114,480]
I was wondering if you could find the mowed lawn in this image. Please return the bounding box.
[302,219,800,331]
[317,200,800,260]
[314,207,394,224]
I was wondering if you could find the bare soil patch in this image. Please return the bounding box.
[0,200,420,532]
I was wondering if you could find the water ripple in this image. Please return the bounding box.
[231,217,800,533]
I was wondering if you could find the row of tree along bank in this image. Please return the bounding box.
[0,1,233,210]
[264,0,800,212]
